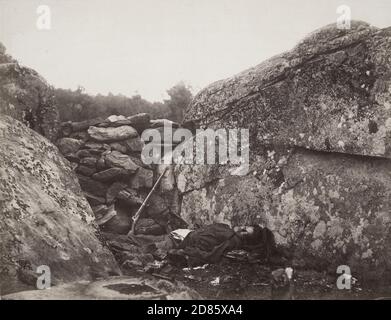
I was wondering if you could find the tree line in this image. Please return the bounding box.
[54,82,193,124]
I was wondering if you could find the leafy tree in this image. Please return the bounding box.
[165,82,193,123]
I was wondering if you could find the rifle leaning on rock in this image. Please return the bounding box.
[127,166,168,236]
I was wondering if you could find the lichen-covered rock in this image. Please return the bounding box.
[176,146,391,281]
[185,21,391,159]
[176,22,391,282]
[0,116,120,295]
[0,42,59,141]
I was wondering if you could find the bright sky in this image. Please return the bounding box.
[0,0,390,101]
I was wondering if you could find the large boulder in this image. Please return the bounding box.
[0,116,120,294]
[185,22,391,158]
[0,42,59,141]
[176,22,391,282]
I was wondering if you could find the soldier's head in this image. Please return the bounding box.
[234,224,276,250]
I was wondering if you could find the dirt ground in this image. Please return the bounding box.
[123,257,391,300]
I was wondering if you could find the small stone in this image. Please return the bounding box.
[71,118,104,132]
[106,182,128,204]
[122,258,143,268]
[95,204,117,226]
[100,208,132,234]
[70,131,89,141]
[76,165,96,177]
[76,149,92,158]
[105,151,140,172]
[80,157,97,168]
[156,164,175,191]
[84,142,111,151]
[129,167,153,189]
[126,113,151,132]
[137,253,155,265]
[60,122,73,137]
[146,194,168,218]
[110,142,128,154]
[78,175,108,197]
[117,189,144,206]
[91,204,109,218]
[107,115,126,122]
[125,137,144,153]
[135,218,165,236]
[89,148,106,156]
[88,126,138,142]
[57,138,84,155]
[65,153,79,163]
[70,162,78,171]
[84,192,106,206]
[100,114,151,132]
[96,158,107,170]
[106,236,140,252]
[129,154,151,169]
[150,119,180,128]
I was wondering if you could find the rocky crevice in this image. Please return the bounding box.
[54,114,191,272]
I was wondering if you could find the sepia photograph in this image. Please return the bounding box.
[1,0,391,306]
